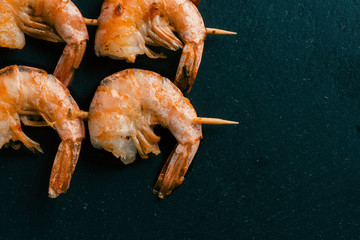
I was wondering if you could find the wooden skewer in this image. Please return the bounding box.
[192,117,239,125]
[71,110,89,119]
[84,18,98,26]
[83,18,237,35]
[18,109,236,125]
[72,111,237,125]
[204,28,237,35]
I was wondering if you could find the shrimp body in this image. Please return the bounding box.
[94,0,205,92]
[0,65,85,198]
[0,0,89,87]
[88,69,202,198]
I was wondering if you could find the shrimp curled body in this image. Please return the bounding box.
[94,0,205,92]
[0,0,89,87]
[88,69,202,198]
[0,65,85,198]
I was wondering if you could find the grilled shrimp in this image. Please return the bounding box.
[88,69,202,198]
[94,0,206,92]
[0,65,85,198]
[0,0,89,87]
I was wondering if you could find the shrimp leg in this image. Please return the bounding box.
[20,115,48,127]
[17,14,63,42]
[11,123,43,153]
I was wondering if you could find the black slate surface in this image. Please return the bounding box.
[1,0,360,239]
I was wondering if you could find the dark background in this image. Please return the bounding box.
[1,0,360,239]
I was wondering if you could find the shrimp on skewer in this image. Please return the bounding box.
[0,65,85,198]
[84,18,237,35]
[88,69,238,198]
[0,0,89,87]
[94,0,206,92]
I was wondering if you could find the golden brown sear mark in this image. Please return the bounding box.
[149,3,159,19]
[0,65,16,76]
[114,3,122,15]
[18,65,46,74]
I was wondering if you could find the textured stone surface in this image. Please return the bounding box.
[1,0,360,239]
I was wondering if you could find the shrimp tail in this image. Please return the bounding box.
[48,140,81,198]
[53,41,87,87]
[174,42,204,92]
[153,140,200,199]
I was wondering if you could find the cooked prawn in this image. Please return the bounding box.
[94,0,206,92]
[88,69,202,198]
[0,65,85,198]
[0,0,89,87]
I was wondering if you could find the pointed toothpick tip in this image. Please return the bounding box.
[193,117,239,125]
[83,17,237,36]
[205,28,237,35]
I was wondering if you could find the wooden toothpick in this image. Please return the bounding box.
[83,18,237,35]
[84,18,98,26]
[192,117,239,125]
